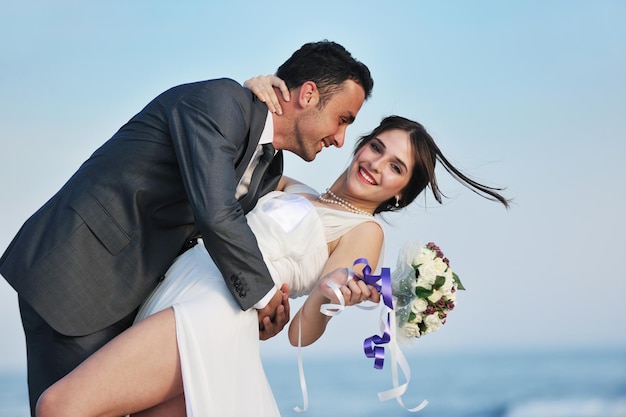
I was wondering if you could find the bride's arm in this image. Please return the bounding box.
[287,221,384,347]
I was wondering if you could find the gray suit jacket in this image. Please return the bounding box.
[0,78,282,336]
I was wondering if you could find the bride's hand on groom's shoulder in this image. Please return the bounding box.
[244,74,290,115]
[258,284,291,340]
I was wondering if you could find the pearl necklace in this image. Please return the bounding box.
[318,188,373,217]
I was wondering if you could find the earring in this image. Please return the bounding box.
[395,196,400,208]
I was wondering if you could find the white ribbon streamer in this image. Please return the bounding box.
[296,275,350,412]
[319,281,346,316]
[376,308,429,412]
[294,317,309,413]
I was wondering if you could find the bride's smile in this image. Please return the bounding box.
[357,166,377,185]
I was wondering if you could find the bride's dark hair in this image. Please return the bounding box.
[353,116,511,214]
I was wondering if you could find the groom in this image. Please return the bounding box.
[0,40,373,415]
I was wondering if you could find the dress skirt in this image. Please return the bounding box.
[135,243,281,417]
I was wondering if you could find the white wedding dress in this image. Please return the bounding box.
[134,185,380,416]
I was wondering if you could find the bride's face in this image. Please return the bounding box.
[346,128,415,205]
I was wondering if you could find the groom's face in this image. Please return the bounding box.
[290,80,365,162]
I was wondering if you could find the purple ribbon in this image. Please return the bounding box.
[352,258,393,370]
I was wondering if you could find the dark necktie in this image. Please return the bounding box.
[239,143,275,212]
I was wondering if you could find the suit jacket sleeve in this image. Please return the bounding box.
[168,79,275,310]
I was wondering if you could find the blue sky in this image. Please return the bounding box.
[0,1,624,370]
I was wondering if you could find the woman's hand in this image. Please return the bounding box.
[288,268,380,347]
[244,74,290,115]
[319,268,381,307]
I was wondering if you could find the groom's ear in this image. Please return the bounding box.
[297,81,320,108]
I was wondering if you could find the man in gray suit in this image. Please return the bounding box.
[0,40,373,415]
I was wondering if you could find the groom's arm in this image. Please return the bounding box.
[169,79,276,311]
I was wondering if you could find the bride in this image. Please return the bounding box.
[35,80,509,417]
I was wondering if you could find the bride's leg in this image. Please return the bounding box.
[36,308,183,417]
[132,394,186,417]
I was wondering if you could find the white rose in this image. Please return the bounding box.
[412,249,434,267]
[401,322,421,338]
[440,277,455,297]
[411,298,428,314]
[416,277,432,290]
[418,264,437,285]
[428,289,443,303]
[432,257,448,274]
[423,313,442,332]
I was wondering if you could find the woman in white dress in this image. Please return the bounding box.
[36,84,510,417]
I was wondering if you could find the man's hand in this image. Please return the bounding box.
[258,284,290,340]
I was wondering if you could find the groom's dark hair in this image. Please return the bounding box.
[276,40,373,107]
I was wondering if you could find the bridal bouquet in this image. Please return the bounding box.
[392,241,465,341]
[308,242,464,412]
